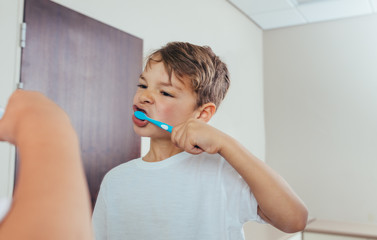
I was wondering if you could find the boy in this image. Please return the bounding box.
[92,42,308,239]
[0,90,93,240]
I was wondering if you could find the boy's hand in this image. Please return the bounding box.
[171,118,226,155]
[0,90,70,145]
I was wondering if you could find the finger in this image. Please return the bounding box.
[179,129,201,153]
[171,123,185,148]
[170,125,180,147]
[186,145,203,155]
[0,122,4,142]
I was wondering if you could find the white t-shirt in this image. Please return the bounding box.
[92,152,264,240]
[0,197,11,223]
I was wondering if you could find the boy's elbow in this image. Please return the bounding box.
[283,208,309,233]
[285,216,307,233]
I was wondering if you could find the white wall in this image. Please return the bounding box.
[0,0,265,237]
[0,0,23,198]
[50,0,265,159]
[264,14,377,224]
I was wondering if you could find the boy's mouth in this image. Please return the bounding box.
[132,105,149,127]
[133,105,147,114]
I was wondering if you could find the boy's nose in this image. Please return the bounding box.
[139,90,154,104]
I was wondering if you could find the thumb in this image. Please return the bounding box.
[0,106,16,144]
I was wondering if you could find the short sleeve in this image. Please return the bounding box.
[0,198,12,224]
[238,182,266,223]
[220,159,266,225]
[92,180,108,240]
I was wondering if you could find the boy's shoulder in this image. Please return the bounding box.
[103,157,140,181]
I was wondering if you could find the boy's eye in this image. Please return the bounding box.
[137,84,147,89]
[161,91,173,97]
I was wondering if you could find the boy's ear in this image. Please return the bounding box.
[196,103,216,123]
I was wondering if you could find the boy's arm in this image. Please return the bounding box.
[172,118,308,233]
[0,90,93,240]
[218,134,308,233]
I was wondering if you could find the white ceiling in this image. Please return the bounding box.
[227,0,377,30]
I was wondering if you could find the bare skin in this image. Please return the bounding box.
[0,90,93,240]
[133,61,308,233]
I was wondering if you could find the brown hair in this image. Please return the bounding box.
[146,42,230,110]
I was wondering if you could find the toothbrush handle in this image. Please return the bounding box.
[149,118,201,149]
[148,118,173,133]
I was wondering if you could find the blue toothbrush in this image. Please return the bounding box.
[134,111,173,133]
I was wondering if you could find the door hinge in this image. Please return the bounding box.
[17,82,24,89]
[20,22,27,48]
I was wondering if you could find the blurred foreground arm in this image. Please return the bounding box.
[0,90,93,240]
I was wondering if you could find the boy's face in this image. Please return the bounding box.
[132,61,198,138]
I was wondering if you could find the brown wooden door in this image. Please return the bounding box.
[20,0,142,207]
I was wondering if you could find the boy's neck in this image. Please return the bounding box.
[143,138,183,162]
